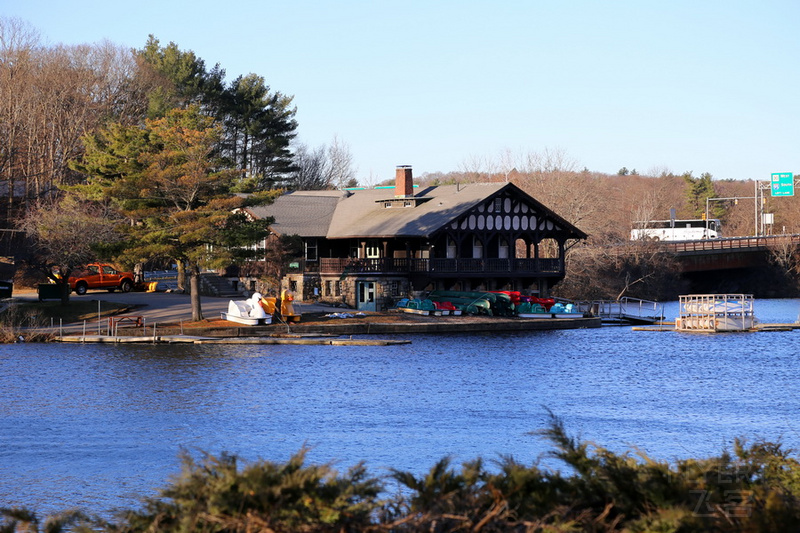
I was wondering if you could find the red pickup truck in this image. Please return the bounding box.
[68,263,135,295]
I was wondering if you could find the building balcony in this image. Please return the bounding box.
[318,257,563,277]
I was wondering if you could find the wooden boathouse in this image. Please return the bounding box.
[241,166,587,311]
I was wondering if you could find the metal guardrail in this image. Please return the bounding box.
[142,270,179,281]
[666,234,800,253]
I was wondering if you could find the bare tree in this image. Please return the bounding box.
[457,153,493,183]
[630,178,678,232]
[631,191,660,232]
[520,147,579,175]
[290,143,330,190]
[289,136,357,190]
[645,165,673,178]
[769,185,800,235]
[17,195,122,303]
[326,135,357,188]
[556,239,683,301]
[0,18,39,210]
[0,20,148,214]
[767,238,800,291]
[510,148,599,231]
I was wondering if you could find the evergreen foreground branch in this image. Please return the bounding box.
[7,417,800,532]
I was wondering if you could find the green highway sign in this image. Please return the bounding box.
[771,172,794,197]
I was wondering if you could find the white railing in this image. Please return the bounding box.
[571,297,664,324]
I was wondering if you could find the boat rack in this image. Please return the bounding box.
[675,294,756,332]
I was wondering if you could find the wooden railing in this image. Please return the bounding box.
[319,257,562,276]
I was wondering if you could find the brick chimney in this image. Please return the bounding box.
[395,165,413,197]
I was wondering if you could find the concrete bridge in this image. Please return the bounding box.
[665,234,800,272]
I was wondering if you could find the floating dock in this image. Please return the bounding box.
[57,335,411,346]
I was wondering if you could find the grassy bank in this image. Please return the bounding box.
[0,300,134,342]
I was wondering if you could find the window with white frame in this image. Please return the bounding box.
[304,239,318,262]
[447,237,457,259]
[499,238,509,259]
[366,241,381,258]
[473,237,483,259]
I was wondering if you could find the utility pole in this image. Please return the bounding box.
[705,195,754,238]
[754,178,758,236]
[752,180,773,236]
[711,176,793,238]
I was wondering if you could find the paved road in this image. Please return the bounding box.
[12,288,330,333]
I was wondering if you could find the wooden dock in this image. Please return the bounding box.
[634,322,800,332]
[57,335,411,346]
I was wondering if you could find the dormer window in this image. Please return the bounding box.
[380,197,431,208]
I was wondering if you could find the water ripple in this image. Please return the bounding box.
[1,298,799,516]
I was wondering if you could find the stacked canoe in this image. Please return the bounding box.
[395,291,575,318]
[428,290,515,316]
[394,298,460,316]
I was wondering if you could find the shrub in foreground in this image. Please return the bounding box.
[5,415,800,532]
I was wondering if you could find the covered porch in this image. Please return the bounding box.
[319,256,563,276]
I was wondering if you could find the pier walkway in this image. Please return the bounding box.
[570,297,664,325]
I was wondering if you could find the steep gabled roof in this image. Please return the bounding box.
[247,183,587,240]
[327,183,508,238]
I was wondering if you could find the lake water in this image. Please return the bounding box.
[2,298,800,517]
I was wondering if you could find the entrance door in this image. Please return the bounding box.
[357,281,376,311]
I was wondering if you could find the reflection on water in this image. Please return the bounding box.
[1,298,799,516]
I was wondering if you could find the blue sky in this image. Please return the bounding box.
[4,1,798,183]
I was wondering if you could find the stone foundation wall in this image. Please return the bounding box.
[317,275,411,310]
[280,273,320,302]
[250,273,552,304]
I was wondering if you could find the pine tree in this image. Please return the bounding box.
[683,171,717,218]
[222,74,298,189]
[72,106,269,320]
[137,38,298,190]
